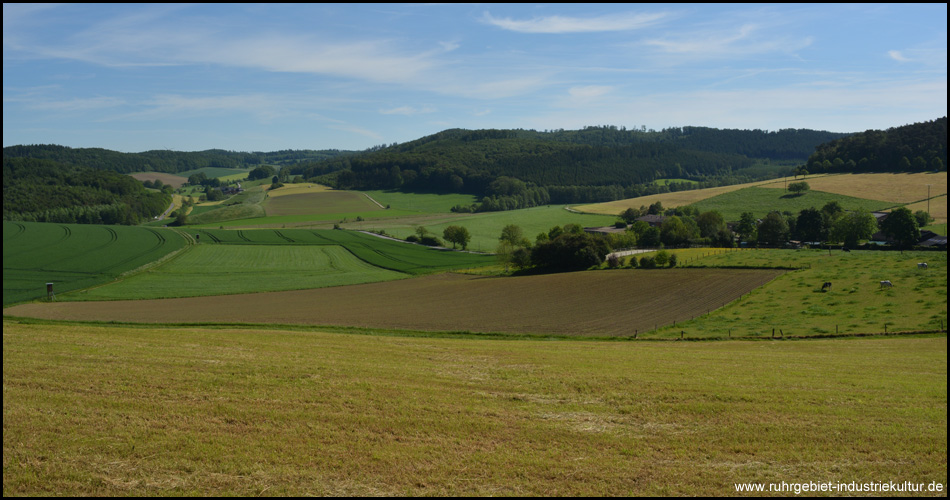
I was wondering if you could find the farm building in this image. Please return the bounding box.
[636,214,667,227]
[584,225,628,236]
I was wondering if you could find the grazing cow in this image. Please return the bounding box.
[843,248,851,253]
[821,282,832,291]
[918,262,928,269]
[880,280,893,289]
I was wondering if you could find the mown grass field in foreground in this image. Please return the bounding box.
[3,321,945,496]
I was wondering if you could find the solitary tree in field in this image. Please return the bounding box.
[787,181,810,195]
[443,225,471,250]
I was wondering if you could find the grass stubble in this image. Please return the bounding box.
[2,321,946,496]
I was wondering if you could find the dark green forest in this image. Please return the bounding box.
[1,145,353,174]
[3,157,170,224]
[289,126,851,210]
[805,117,947,174]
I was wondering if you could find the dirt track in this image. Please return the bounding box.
[5,269,783,337]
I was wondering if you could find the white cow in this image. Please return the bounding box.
[918,262,928,269]
[880,280,893,289]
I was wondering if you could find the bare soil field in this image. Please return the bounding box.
[5,269,784,337]
[128,172,188,189]
[263,190,383,216]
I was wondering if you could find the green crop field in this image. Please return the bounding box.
[362,190,480,213]
[3,321,945,496]
[688,186,893,221]
[65,245,409,301]
[3,221,187,306]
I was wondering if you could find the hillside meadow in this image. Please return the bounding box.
[575,172,947,222]
[3,321,945,496]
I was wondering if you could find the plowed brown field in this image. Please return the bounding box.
[5,269,783,336]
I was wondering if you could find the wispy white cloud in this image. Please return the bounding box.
[643,23,813,60]
[28,96,127,112]
[379,105,437,116]
[482,11,668,34]
[568,85,613,99]
[888,50,911,63]
[327,124,384,141]
[531,78,948,133]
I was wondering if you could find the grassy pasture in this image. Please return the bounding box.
[4,269,783,336]
[186,187,268,225]
[656,248,947,339]
[361,190,480,213]
[688,186,891,221]
[2,222,186,306]
[344,205,616,252]
[3,321,945,496]
[65,245,408,301]
[574,178,788,216]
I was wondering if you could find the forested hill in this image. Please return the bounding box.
[1,145,354,174]
[3,157,170,225]
[805,117,947,174]
[290,126,850,197]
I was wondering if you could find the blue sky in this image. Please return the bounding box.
[3,3,946,153]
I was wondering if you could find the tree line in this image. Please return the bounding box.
[3,157,170,225]
[2,145,354,175]
[805,117,946,174]
[290,126,849,211]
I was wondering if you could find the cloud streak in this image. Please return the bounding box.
[482,11,669,34]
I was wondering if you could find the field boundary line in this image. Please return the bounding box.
[363,192,386,209]
[58,230,195,297]
[2,316,945,343]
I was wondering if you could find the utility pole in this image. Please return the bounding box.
[927,184,931,217]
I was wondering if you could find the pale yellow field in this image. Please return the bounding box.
[574,178,787,215]
[760,172,947,205]
[266,183,333,198]
[901,195,948,225]
[575,172,948,219]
